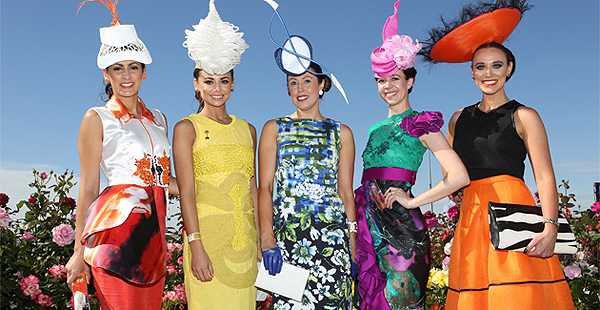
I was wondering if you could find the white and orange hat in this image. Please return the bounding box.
[78,0,152,69]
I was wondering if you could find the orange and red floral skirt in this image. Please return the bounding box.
[446,175,574,310]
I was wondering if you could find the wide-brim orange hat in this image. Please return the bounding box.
[419,0,531,64]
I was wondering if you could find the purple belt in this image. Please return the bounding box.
[362,167,416,184]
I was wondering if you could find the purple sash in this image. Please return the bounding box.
[362,167,416,184]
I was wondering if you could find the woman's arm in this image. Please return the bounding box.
[257,120,283,275]
[338,124,357,262]
[515,106,558,258]
[257,120,278,251]
[385,131,470,209]
[248,123,262,261]
[173,119,214,281]
[66,110,103,288]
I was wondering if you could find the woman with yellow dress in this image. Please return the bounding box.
[172,1,260,308]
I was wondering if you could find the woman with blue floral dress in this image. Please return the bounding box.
[258,59,357,310]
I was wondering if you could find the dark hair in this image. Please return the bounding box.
[286,62,332,99]
[193,67,234,113]
[102,63,146,102]
[374,67,417,94]
[472,42,516,81]
[403,67,417,94]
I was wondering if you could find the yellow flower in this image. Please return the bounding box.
[427,267,439,289]
[431,269,449,288]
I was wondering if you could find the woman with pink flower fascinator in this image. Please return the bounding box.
[354,1,469,309]
[420,1,575,309]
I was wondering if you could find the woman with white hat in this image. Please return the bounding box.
[65,1,175,308]
[172,1,259,309]
[257,2,356,309]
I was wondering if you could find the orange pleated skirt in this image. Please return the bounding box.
[445,175,574,310]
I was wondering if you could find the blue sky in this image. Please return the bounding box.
[1,0,599,214]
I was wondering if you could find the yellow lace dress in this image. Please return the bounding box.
[182,114,257,309]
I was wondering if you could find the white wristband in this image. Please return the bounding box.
[188,232,202,243]
[348,221,357,233]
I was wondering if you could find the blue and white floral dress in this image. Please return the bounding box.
[272,117,352,310]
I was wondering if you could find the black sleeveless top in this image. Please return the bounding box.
[453,100,527,181]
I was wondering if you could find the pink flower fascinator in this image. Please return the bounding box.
[371,0,422,78]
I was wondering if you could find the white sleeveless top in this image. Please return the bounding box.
[90,96,170,188]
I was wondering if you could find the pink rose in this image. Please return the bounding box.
[164,291,177,301]
[48,264,67,279]
[564,264,582,279]
[166,265,178,274]
[51,223,76,246]
[166,252,172,261]
[447,205,458,221]
[166,242,183,253]
[0,207,13,228]
[591,201,600,218]
[423,211,438,229]
[19,275,41,299]
[22,231,35,241]
[177,256,184,265]
[40,172,49,180]
[35,294,53,307]
[28,196,37,204]
[442,256,451,271]
[174,284,187,302]
[0,193,9,206]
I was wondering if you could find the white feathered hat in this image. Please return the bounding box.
[78,0,152,69]
[183,0,249,75]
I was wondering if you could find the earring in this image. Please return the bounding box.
[143,76,146,80]
[319,90,324,96]
[105,78,109,82]
[231,88,234,92]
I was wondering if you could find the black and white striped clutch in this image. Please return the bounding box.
[488,202,577,254]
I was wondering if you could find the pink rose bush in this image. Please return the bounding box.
[51,223,75,246]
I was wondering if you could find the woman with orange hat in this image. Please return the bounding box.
[65,1,176,308]
[421,1,575,309]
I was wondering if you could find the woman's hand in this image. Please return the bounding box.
[262,247,283,276]
[65,250,90,291]
[189,241,214,281]
[524,224,558,258]
[384,186,415,209]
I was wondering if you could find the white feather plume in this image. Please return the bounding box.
[183,0,249,75]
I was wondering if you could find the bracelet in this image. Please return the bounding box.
[187,232,202,243]
[348,221,357,233]
[542,218,559,228]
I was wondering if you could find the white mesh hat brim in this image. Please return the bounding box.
[97,24,152,69]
